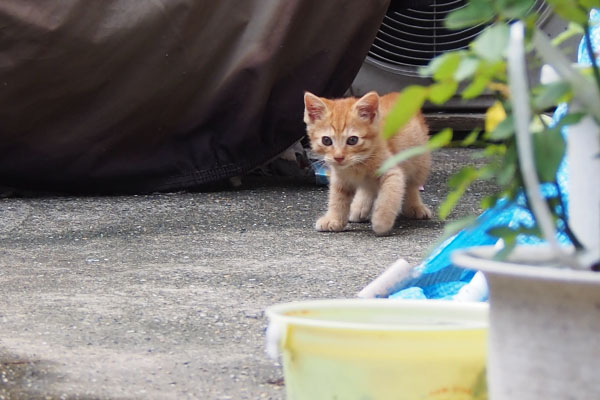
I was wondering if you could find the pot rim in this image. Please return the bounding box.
[452,245,600,283]
[265,298,488,332]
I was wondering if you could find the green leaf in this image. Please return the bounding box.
[379,129,452,175]
[448,165,478,188]
[487,115,515,140]
[440,166,479,219]
[481,194,500,209]
[442,216,478,239]
[533,82,571,111]
[488,226,519,241]
[428,128,453,149]
[383,86,429,139]
[501,179,523,201]
[433,53,462,81]
[425,215,478,256]
[552,22,584,46]
[493,240,517,261]
[471,24,510,62]
[462,74,491,99]
[378,145,428,175]
[545,0,590,24]
[454,57,480,82]
[420,52,462,79]
[533,127,566,182]
[580,0,600,9]
[476,164,496,180]
[558,112,585,126]
[489,225,543,239]
[445,0,495,29]
[461,60,505,100]
[528,111,583,184]
[439,188,465,220]
[429,80,459,104]
[461,129,481,146]
[497,145,518,186]
[497,162,517,186]
[483,143,508,156]
[419,57,441,77]
[488,225,544,257]
[498,0,536,19]
[522,225,543,238]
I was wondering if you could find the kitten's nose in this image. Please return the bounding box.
[334,156,345,164]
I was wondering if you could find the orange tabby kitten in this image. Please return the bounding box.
[304,91,432,235]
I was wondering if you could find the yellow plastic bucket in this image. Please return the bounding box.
[266,299,488,400]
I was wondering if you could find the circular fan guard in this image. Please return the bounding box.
[367,0,550,77]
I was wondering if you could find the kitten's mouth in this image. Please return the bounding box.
[330,160,352,169]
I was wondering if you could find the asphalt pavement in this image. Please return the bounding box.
[0,148,495,400]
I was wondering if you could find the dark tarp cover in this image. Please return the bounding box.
[0,0,390,194]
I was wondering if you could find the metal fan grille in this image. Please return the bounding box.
[368,0,550,76]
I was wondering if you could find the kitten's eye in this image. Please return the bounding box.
[346,136,359,145]
[321,136,333,146]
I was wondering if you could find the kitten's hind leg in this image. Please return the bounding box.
[402,184,432,219]
[349,186,375,222]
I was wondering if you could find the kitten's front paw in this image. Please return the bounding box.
[403,204,432,220]
[349,207,370,223]
[371,215,394,236]
[315,215,346,232]
[349,190,373,223]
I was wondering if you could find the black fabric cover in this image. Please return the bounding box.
[0,0,389,193]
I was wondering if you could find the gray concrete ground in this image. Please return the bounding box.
[0,148,494,400]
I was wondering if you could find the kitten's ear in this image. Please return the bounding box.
[304,92,328,123]
[354,91,379,123]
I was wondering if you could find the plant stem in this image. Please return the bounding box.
[554,181,584,249]
[509,22,582,269]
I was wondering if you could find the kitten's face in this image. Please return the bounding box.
[304,92,380,169]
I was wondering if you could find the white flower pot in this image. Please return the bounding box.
[452,245,600,400]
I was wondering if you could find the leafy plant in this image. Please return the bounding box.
[381,0,600,268]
